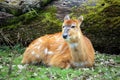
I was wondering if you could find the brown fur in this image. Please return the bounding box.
[21,15,95,68]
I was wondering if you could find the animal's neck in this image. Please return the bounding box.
[68,32,86,62]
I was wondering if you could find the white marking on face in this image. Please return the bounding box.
[44,48,48,54]
[70,43,78,48]
[71,23,76,27]
[65,37,70,42]
[31,51,35,55]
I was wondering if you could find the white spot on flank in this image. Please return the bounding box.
[47,51,54,54]
[33,42,39,46]
[34,46,41,49]
[57,45,63,51]
[31,51,35,55]
[35,54,40,58]
[38,38,42,42]
[44,48,54,54]
[44,48,48,54]
[56,37,60,41]
[37,46,40,49]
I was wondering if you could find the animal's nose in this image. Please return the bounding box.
[63,34,68,39]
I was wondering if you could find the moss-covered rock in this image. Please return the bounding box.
[72,0,120,54]
[0,6,62,45]
[0,0,53,16]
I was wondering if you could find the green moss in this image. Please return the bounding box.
[10,9,20,16]
[0,6,62,45]
[40,10,61,32]
[37,6,62,34]
[7,9,38,25]
[41,0,52,7]
[101,5,120,17]
[105,0,120,5]
[71,0,120,54]
[71,0,109,19]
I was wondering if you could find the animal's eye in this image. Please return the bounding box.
[71,26,75,28]
[63,26,65,28]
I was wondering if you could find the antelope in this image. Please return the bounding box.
[21,15,95,68]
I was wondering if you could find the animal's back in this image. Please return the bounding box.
[21,32,71,67]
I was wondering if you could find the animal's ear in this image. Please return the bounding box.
[78,15,84,22]
[64,15,70,21]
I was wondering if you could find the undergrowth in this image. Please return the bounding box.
[0,45,120,80]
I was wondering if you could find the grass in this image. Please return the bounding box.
[0,45,120,80]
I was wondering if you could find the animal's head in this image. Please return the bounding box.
[62,15,83,43]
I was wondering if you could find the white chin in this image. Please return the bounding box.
[65,37,71,42]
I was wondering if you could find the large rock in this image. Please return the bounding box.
[82,0,120,54]
[0,6,62,45]
[70,0,120,54]
[0,0,52,15]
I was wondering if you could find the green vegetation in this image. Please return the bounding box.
[0,45,120,80]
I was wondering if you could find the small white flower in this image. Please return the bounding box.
[105,61,109,64]
[100,62,104,64]
[91,67,94,71]
[100,58,104,61]
[82,68,89,71]
[12,65,16,68]
[0,65,3,69]
[86,76,93,80]
[17,65,25,70]
[98,70,102,72]
[33,73,38,76]
[109,59,115,63]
